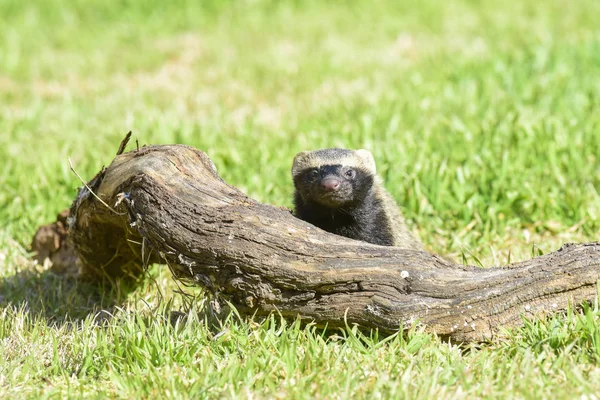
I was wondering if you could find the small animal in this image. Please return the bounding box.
[291,148,424,250]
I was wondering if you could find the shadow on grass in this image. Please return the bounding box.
[0,267,139,326]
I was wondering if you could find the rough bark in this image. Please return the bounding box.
[63,143,600,342]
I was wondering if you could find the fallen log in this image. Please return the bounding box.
[62,142,599,342]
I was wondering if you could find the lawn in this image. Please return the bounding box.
[1,0,600,398]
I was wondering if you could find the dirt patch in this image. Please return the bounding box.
[124,32,205,92]
[31,209,79,276]
[0,76,18,93]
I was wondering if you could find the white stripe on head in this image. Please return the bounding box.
[291,148,377,177]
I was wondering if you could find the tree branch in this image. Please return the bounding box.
[64,144,600,342]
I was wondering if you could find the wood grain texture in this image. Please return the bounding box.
[68,144,600,342]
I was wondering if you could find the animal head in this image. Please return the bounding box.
[292,148,378,208]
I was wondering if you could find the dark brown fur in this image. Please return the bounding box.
[292,148,423,249]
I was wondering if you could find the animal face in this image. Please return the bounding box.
[293,163,374,208]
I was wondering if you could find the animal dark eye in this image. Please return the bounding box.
[345,169,356,179]
[309,169,319,179]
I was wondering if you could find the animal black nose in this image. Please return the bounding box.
[321,178,341,191]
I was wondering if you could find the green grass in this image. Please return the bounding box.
[1,0,600,397]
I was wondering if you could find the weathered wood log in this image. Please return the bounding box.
[66,143,600,342]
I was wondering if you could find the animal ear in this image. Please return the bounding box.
[293,151,310,166]
[355,149,376,173]
[291,151,311,176]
